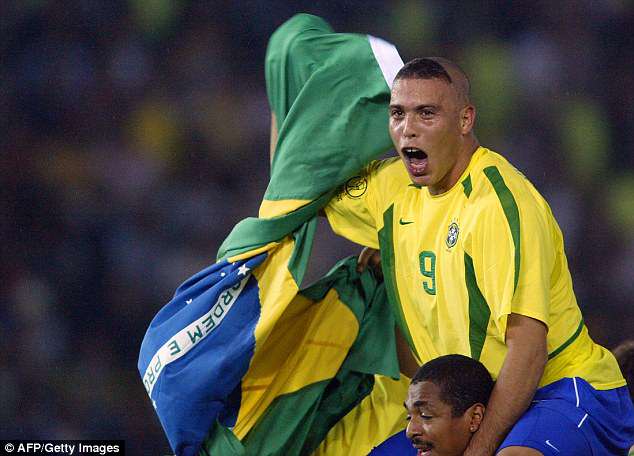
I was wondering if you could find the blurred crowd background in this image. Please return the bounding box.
[2,0,633,453]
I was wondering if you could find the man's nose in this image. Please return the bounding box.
[406,418,422,441]
[402,114,418,138]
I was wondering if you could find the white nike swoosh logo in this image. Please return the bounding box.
[545,440,560,452]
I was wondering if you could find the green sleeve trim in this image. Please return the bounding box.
[461,174,472,198]
[378,205,420,360]
[548,318,584,360]
[483,166,521,293]
[464,253,491,361]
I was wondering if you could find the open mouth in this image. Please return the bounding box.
[402,147,428,176]
[416,443,433,456]
[412,438,434,456]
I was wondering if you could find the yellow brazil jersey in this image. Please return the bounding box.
[325,146,624,390]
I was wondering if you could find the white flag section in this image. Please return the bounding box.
[368,35,404,89]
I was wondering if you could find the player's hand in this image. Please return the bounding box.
[357,247,382,279]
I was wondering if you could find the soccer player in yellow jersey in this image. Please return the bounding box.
[325,58,634,455]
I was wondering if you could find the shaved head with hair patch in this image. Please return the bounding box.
[429,57,471,105]
[395,57,472,106]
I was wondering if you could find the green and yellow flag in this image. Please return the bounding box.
[139,14,408,456]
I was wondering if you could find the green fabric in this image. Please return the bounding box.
[378,205,420,361]
[217,191,333,261]
[464,253,491,361]
[288,216,318,285]
[207,14,403,456]
[218,13,395,261]
[483,166,521,293]
[264,13,394,202]
[199,421,245,456]
[200,257,399,456]
[265,14,334,127]
[461,174,472,198]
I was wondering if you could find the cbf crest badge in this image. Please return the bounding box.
[344,176,368,199]
[446,221,460,248]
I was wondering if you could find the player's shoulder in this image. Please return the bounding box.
[355,156,409,189]
[334,157,408,209]
[467,147,552,217]
[367,156,406,177]
[469,148,542,200]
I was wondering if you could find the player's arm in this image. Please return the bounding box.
[395,324,419,377]
[463,313,547,456]
[323,166,381,249]
[357,246,381,275]
[463,187,555,455]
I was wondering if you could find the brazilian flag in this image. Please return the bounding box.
[138,14,407,456]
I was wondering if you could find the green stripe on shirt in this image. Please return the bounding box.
[464,253,491,360]
[483,166,521,293]
[461,174,472,198]
[378,204,420,360]
[548,318,584,360]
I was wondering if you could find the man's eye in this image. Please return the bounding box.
[421,414,433,420]
[421,110,434,117]
[391,109,403,117]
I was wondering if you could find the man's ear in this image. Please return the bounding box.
[466,403,485,433]
[460,105,476,134]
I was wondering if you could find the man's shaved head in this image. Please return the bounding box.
[395,57,471,105]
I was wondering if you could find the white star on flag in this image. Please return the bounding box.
[237,264,250,276]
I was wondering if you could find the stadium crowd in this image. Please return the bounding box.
[3,1,634,453]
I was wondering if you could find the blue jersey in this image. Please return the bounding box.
[500,377,634,455]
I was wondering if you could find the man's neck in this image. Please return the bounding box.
[428,138,480,196]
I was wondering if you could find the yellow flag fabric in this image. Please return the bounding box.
[190,14,409,456]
